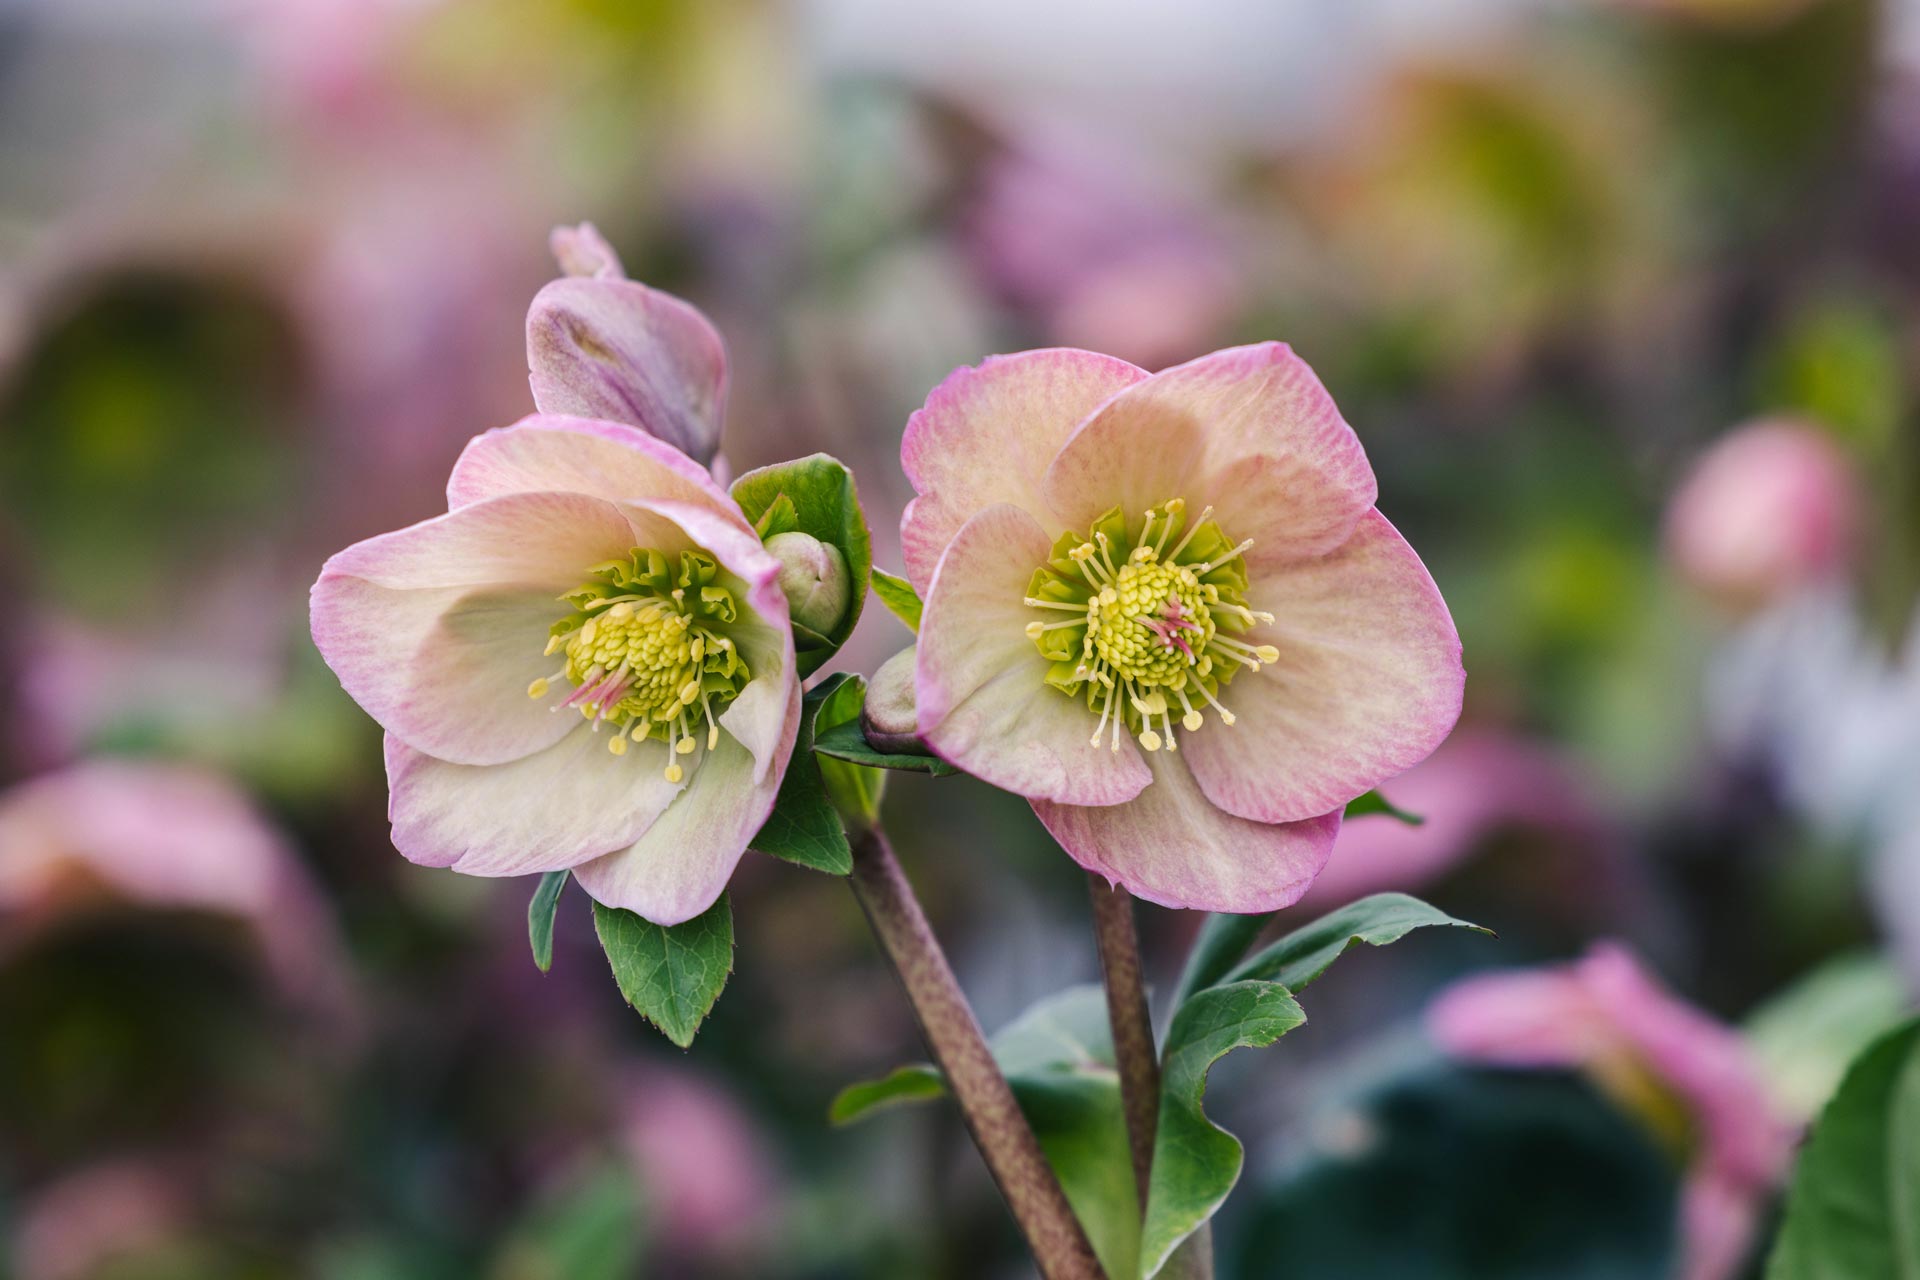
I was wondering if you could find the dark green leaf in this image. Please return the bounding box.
[1344,789,1425,826]
[1766,1017,1920,1280]
[870,566,923,633]
[812,673,885,823]
[592,895,734,1048]
[752,492,800,539]
[528,870,568,973]
[730,454,872,676]
[1223,893,1490,994]
[1141,980,1306,1274]
[829,1064,944,1124]
[749,676,854,875]
[1171,912,1271,1009]
[813,719,961,776]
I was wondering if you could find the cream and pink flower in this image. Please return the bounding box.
[1429,944,1798,1280]
[311,412,798,924]
[901,344,1463,912]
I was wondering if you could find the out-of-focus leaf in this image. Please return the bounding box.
[833,986,1141,1278]
[1745,951,1912,1120]
[812,673,886,824]
[1228,1063,1678,1278]
[829,1064,943,1125]
[750,675,854,874]
[1766,1017,1920,1280]
[491,1158,642,1280]
[1344,789,1425,826]
[528,871,568,973]
[812,720,961,776]
[730,454,872,676]
[870,566,923,633]
[1139,981,1305,1276]
[1222,894,1491,994]
[591,896,733,1048]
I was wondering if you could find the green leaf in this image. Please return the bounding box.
[833,986,1141,1278]
[1222,893,1491,994]
[812,673,886,823]
[1171,912,1271,1009]
[1140,980,1306,1275]
[752,491,800,538]
[829,1064,944,1124]
[492,1158,643,1280]
[591,895,734,1048]
[1746,951,1913,1120]
[1766,1017,1920,1280]
[730,455,872,676]
[1344,789,1425,826]
[813,719,961,776]
[749,675,855,875]
[528,870,568,973]
[870,566,923,633]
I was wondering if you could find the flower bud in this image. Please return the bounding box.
[860,646,924,755]
[765,531,850,636]
[1664,420,1857,612]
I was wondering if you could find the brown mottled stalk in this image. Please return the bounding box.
[849,828,1106,1280]
[1088,875,1214,1279]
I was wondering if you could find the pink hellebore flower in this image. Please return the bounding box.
[310,414,799,924]
[1664,420,1858,613]
[902,345,1463,912]
[526,224,728,469]
[1429,944,1798,1280]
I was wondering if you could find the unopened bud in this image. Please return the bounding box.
[860,646,925,755]
[766,531,850,636]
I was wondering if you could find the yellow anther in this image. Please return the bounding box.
[679,680,701,704]
[608,602,634,619]
[1025,621,1046,640]
[527,678,550,699]
[664,763,684,784]
[1139,729,1162,752]
[1254,645,1280,664]
[544,634,565,657]
[607,734,628,756]
[706,723,720,750]
[675,737,697,755]
[579,618,598,645]
[1183,711,1203,732]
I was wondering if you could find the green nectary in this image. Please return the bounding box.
[1024,499,1277,753]
[530,548,752,777]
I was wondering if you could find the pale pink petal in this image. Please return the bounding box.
[526,279,727,465]
[1032,750,1340,913]
[384,731,683,875]
[447,414,748,527]
[551,222,624,280]
[1425,969,1612,1067]
[1182,510,1463,825]
[1677,1172,1762,1280]
[899,349,1145,591]
[569,721,787,925]
[915,504,1150,806]
[311,491,647,765]
[1042,343,1377,572]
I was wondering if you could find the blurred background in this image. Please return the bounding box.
[2,0,1918,1276]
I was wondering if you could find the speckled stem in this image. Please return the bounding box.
[1088,875,1162,1209]
[849,827,1106,1280]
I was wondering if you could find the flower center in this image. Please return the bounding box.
[1024,499,1277,754]
[527,548,751,779]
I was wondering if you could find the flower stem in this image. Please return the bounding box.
[1087,875,1161,1208]
[848,827,1106,1280]
[1088,876,1216,1279]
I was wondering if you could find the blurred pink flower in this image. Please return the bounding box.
[310,416,799,924]
[1301,729,1599,909]
[526,224,729,467]
[619,1064,780,1263]
[1664,420,1858,612]
[1430,944,1798,1280]
[11,1158,189,1280]
[965,141,1242,370]
[903,343,1462,911]
[0,760,352,1018]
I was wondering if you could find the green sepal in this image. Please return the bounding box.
[730,454,872,677]
[748,676,856,875]
[869,566,923,633]
[591,895,734,1048]
[1343,789,1425,826]
[811,673,886,824]
[813,719,962,776]
[753,492,800,539]
[528,870,568,973]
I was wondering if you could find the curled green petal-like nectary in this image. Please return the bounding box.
[571,702,796,925]
[527,278,728,466]
[1043,342,1378,572]
[915,503,1151,807]
[1033,747,1339,914]
[899,348,1145,591]
[1183,510,1464,825]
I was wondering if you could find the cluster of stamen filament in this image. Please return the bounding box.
[1024,498,1278,754]
[527,548,750,781]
